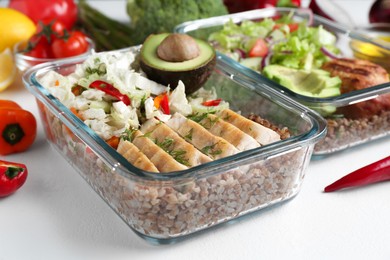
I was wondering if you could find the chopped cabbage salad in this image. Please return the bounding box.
[38,50,228,142]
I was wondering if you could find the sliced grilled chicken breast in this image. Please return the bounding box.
[141,118,212,166]
[132,130,188,172]
[217,109,280,145]
[166,113,239,160]
[117,140,159,172]
[195,113,260,151]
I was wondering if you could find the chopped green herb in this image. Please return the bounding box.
[85,63,107,76]
[188,111,215,123]
[156,137,174,151]
[199,115,219,129]
[201,142,223,157]
[120,128,135,141]
[184,128,194,141]
[171,149,191,167]
[156,137,190,166]
[223,114,231,121]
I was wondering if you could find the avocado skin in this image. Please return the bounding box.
[140,56,216,95]
[140,33,216,95]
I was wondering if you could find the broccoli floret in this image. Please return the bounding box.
[127,0,228,44]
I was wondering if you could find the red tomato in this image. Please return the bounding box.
[24,35,54,59]
[37,19,67,39]
[248,38,268,58]
[51,31,89,58]
[8,0,77,30]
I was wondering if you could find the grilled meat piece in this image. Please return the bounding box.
[166,113,240,160]
[217,109,280,145]
[196,113,260,151]
[321,58,390,118]
[141,118,212,166]
[117,140,159,172]
[321,58,389,93]
[132,130,188,172]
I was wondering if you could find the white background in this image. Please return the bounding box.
[1,1,390,260]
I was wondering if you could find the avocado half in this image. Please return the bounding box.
[140,33,216,95]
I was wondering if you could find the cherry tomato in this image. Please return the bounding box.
[248,38,268,58]
[36,19,67,40]
[24,35,53,59]
[8,0,78,30]
[51,31,89,58]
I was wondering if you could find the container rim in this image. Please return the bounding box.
[22,46,327,182]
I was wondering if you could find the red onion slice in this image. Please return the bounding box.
[260,52,273,71]
[320,46,341,59]
[235,48,246,59]
[297,8,314,27]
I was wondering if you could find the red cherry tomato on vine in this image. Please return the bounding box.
[8,0,78,30]
[51,31,89,58]
[24,35,54,59]
[36,19,67,40]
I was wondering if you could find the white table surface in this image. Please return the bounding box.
[1,1,390,259]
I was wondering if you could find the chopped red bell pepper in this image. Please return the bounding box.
[0,160,28,197]
[154,93,170,115]
[202,98,223,107]
[324,155,390,192]
[89,80,131,106]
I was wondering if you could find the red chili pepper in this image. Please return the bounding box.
[0,160,28,197]
[202,98,223,107]
[324,156,390,192]
[89,80,131,106]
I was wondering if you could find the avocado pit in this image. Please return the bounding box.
[157,33,200,62]
[140,33,216,95]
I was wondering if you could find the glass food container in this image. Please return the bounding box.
[175,8,390,157]
[14,38,95,72]
[23,46,326,244]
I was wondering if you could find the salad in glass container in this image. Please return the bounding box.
[175,8,390,156]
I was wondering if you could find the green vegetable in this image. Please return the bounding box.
[78,0,136,51]
[126,0,228,45]
[209,19,275,53]
[209,15,341,71]
[271,24,339,70]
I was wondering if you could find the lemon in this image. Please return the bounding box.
[0,48,17,92]
[0,8,36,52]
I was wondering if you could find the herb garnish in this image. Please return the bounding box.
[201,142,223,157]
[184,128,194,141]
[155,137,191,166]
